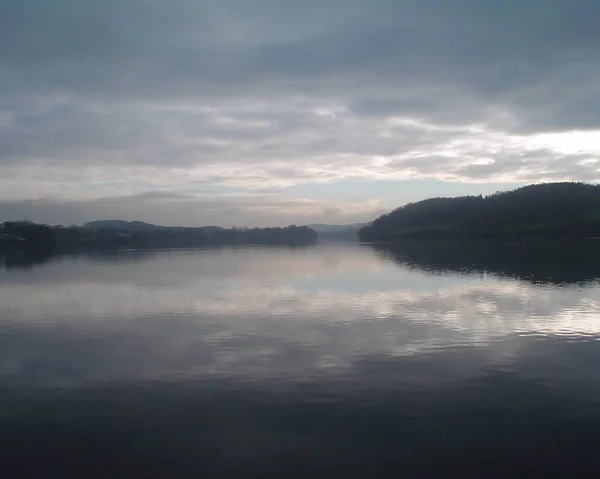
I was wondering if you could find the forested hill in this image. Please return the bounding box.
[359,182,600,241]
[84,220,162,231]
[0,221,318,250]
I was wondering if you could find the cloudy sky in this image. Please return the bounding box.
[2,0,600,226]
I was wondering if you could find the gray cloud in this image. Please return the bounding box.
[0,192,383,227]
[3,1,600,124]
[1,0,600,223]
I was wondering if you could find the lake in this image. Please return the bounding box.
[2,242,600,478]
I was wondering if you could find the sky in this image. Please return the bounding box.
[2,0,600,227]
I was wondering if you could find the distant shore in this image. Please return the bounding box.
[359,182,600,242]
[0,221,320,255]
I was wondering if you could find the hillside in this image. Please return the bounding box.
[84,220,226,232]
[307,223,364,234]
[84,220,167,231]
[359,182,600,241]
[1,220,318,252]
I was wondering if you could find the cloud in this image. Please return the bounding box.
[1,0,600,224]
[0,191,384,227]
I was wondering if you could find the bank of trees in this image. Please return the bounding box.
[360,182,600,241]
[0,221,55,249]
[0,221,318,251]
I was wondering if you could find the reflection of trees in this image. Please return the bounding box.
[1,220,319,271]
[1,244,318,271]
[0,249,56,270]
[73,244,315,264]
[370,240,600,285]
[80,250,154,263]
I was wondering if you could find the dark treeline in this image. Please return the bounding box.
[360,182,600,241]
[0,221,55,250]
[0,220,318,254]
[371,240,600,286]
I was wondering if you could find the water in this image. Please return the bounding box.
[2,242,600,478]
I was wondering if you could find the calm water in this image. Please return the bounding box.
[2,242,600,478]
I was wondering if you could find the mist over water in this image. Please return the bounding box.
[2,243,600,477]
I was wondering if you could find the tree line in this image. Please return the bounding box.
[0,221,318,251]
[359,182,600,241]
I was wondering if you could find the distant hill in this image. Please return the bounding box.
[307,223,364,234]
[86,220,361,235]
[84,220,162,231]
[84,220,224,232]
[307,223,364,241]
[1,220,318,252]
[359,182,600,241]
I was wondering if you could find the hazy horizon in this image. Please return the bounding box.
[3,1,600,226]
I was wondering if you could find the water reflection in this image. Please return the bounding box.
[1,245,600,477]
[0,248,56,269]
[370,240,600,285]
